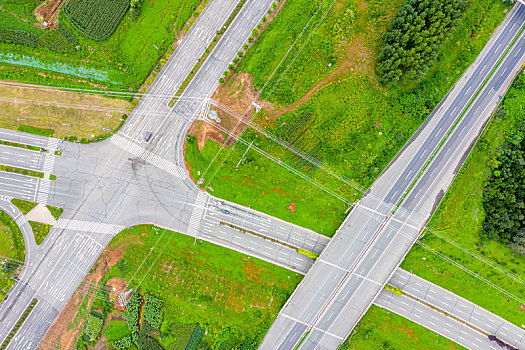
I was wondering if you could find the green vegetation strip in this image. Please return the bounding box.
[0,140,39,152]
[168,0,248,107]
[219,221,318,259]
[395,20,525,212]
[294,330,310,350]
[17,125,53,137]
[0,164,44,178]
[0,298,38,350]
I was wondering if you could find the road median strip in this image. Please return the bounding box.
[0,298,38,350]
[0,164,44,179]
[219,221,318,259]
[395,20,525,213]
[168,0,249,108]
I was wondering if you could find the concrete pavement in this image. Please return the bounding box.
[260,3,525,349]
[377,269,525,350]
[0,1,523,349]
[0,0,313,347]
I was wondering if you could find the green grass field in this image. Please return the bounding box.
[93,225,302,349]
[0,0,201,90]
[0,210,25,302]
[401,72,525,328]
[343,305,466,350]
[28,221,50,245]
[239,0,359,105]
[11,198,37,215]
[185,135,352,235]
[187,0,510,236]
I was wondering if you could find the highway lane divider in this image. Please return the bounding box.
[168,0,249,108]
[0,140,40,152]
[0,297,38,350]
[394,19,525,213]
[219,221,319,259]
[0,164,44,179]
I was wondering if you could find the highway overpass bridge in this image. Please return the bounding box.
[261,3,525,349]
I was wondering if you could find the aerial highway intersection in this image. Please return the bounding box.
[0,0,524,349]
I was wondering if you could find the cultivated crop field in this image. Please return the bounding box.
[63,0,130,41]
[0,0,201,90]
[63,225,301,349]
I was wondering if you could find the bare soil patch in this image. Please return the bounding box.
[0,81,132,139]
[34,0,66,28]
[38,244,127,349]
[187,72,259,150]
[209,0,377,125]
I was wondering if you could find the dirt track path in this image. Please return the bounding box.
[267,0,373,120]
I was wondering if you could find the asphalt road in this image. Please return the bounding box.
[260,4,525,349]
[0,0,311,347]
[380,269,525,349]
[0,1,523,349]
[0,171,40,202]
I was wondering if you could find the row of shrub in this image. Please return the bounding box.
[219,1,279,84]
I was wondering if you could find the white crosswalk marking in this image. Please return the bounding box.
[0,195,13,202]
[47,138,60,151]
[15,213,27,227]
[41,154,55,174]
[186,191,209,236]
[54,219,125,235]
[36,179,51,204]
[110,133,186,179]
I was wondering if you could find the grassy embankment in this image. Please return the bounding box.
[400,72,525,328]
[342,305,467,350]
[70,225,301,349]
[0,82,132,139]
[0,209,25,302]
[186,0,510,235]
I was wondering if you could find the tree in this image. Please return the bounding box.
[1,261,18,274]
[376,0,467,87]
[130,0,142,19]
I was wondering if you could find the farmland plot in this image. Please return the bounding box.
[63,0,130,41]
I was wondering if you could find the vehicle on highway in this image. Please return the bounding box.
[143,132,153,142]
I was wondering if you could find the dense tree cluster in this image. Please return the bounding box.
[130,0,143,20]
[482,119,525,255]
[143,294,163,329]
[83,314,103,341]
[482,73,525,256]
[376,0,466,87]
